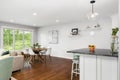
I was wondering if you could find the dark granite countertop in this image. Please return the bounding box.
[67,48,118,57]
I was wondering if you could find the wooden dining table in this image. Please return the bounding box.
[32,48,47,62]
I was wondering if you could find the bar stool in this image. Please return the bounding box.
[71,54,80,80]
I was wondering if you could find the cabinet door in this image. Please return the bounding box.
[80,55,97,80]
[97,57,118,80]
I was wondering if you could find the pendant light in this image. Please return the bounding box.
[87,0,99,20]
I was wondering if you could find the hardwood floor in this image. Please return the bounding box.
[12,57,79,80]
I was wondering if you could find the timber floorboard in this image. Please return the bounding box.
[12,57,79,80]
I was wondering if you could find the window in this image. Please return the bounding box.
[24,31,32,48]
[14,30,23,50]
[3,29,14,50]
[3,28,33,50]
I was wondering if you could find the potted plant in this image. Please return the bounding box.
[112,27,119,36]
[111,27,119,53]
[32,43,41,48]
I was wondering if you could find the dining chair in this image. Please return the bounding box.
[71,54,80,80]
[40,47,52,63]
[28,48,37,63]
[22,48,31,68]
[0,56,13,80]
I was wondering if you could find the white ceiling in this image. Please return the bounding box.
[0,0,118,27]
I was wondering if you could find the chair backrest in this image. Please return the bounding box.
[73,54,79,60]
[23,48,29,54]
[46,48,52,55]
[40,48,47,55]
[28,48,35,55]
[0,57,13,80]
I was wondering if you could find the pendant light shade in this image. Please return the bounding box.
[87,0,99,20]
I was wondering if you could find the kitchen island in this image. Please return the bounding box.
[67,48,118,80]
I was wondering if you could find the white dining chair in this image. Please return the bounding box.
[28,48,37,63]
[40,47,52,63]
[23,48,31,68]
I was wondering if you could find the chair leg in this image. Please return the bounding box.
[33,55,35,62]
[44,55,46,63]
[38,54,43,63]
[29,56,33,64]
[49,55,52,61]
[75,63,77,76]
[71,62,74,80]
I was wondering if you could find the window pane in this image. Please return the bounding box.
[24,31,32,48]
[15,30,23,50]
[3,28,32,50]
[3,29,13,50]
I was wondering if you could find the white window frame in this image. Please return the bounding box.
[1,26,34,50]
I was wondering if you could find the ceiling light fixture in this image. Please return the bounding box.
[10,19,14,22]
[56,19,60,23]
[33,24,36,26]
[33,13,37,16]
[87,0,98,20]
[90,31,95,36]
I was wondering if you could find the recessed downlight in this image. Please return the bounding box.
[56,19,60,23]
[33,13,37,16]
[33,24,36,26]
[10,19,14,22]
[90,31,95,36]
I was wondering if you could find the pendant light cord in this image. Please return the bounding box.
[90,0,95,14]
[92,4,94,14]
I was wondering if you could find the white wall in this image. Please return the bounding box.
[38,17,112,59]
[111,14,119,27]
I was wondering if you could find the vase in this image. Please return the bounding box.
[111,36,119,53]
[88,45,95,52]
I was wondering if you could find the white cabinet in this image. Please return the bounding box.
[80,55,97,80]
[80,55,118,80]
[97,57,118,80]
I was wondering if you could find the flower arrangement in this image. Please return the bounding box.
[111,27,119,53]
[32,43,41,48]
[88,45,95,52]
[112,27,119,36]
